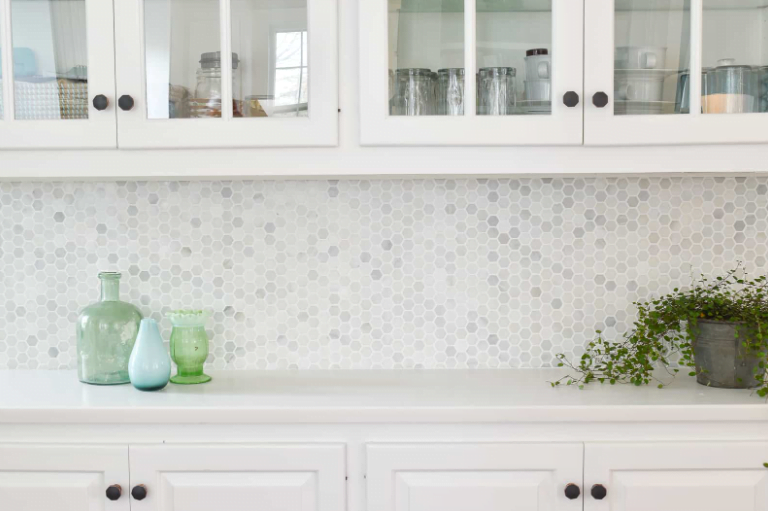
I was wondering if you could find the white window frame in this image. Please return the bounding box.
[269,26,308,116]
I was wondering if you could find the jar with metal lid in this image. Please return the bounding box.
[703,59,759,114]
[190,51,241,118]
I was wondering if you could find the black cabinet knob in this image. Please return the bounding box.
[131,484,147,500]
[564,483,581,500]
[92,95,109,111]
[591,484,607,500]
[118,95,135,111]
[105,484,122,501]
[563,91,580,108]
[592,92,609,108]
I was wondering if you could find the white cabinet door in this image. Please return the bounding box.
[585,442,768,511]
[129,444,345,511]
[113,0,337,148]
[585,0,768,145]
[0,444,129,511]
[0,0,116,148]
[367,442,584,511]
[359,0,584,146]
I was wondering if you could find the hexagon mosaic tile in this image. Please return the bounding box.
[0,177,766,370]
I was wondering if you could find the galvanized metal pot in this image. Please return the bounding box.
[692,320,761,389]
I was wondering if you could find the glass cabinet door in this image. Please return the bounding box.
[114,0,336,148]
[701,0,767,116]
[360,0,584,145]
[0,0,117,148]
[586,0,768,145]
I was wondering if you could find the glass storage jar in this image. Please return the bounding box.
[391,68,436,116]
[190,51,241,118]
[437,68,465,116]
[478,67,517,115]
[703,60,760,114]
[76,272,143,385]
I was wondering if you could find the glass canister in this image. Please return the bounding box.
[167,310,212,384]
[760,66,768,113]
[437,68,465,116]
[703,60,760,114]
[675,68,711,114]
[391,68,435,116]
[190,52,240,118]
[77,272,143,385]
[478,67,517,116]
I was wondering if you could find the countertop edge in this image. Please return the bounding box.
[2,404,768,424]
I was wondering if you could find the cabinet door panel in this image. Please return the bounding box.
[0,0,116,148]
[359,0,584,146]
[367,443,583,511]
[585,0,768,145]
[0,444,129,511]
[114,0,337,148]
[585,442,768,511]
[129,444,344,511]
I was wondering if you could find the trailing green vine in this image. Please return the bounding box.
[551,265,768,396]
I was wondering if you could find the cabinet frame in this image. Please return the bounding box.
[359,0,585,146]
[584,0,768,146]
[0,0,117,149]
[113,0,338,148]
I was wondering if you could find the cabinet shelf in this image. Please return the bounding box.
[393,0,551,13]
[393,0,768,13]
[615,0,768,10]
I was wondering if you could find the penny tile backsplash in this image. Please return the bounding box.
[1,177,766,370]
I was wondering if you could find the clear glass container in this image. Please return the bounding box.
[477,67,516,116]
[76,272,143,385]
[391,68,436,116]
[703,61,760,114]
[191,52,241,118]
[437,68,465,116]
[167,310,212,384]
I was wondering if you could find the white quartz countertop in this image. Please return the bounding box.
[0,369,766,424]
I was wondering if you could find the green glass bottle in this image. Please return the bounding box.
[76,272,143,385]
[168,310,212,384]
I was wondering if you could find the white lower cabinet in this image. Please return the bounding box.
[366,443,584,511]
[129,444,345,511]
[4,440,768,511]
[0,444,129,511]
[585,442,768,511]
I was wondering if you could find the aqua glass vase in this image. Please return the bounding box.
[128,318,171,391]
[167,310,212,384]
[77,272,143,385]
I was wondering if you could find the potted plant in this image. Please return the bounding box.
[552,266,768,395]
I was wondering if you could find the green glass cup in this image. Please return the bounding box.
[167,310,212,384]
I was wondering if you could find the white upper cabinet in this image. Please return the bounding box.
[585,0,768,145]
[113,0,338,148]
[359,0,585,146]
[0,0,116,148]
